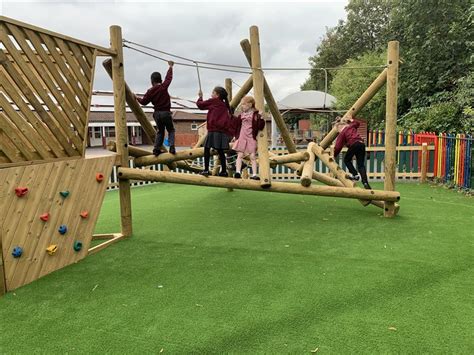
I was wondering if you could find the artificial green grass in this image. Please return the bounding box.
[1,182,473,353]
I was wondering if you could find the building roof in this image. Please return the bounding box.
[90,91,202,114]
[277,90,337,112]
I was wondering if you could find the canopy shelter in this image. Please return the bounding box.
[277,90,337,114]
[273,90,338,146]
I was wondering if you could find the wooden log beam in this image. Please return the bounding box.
[312,144,355,188]
[103,59,156,143]
[269,151,309,167]
[312,144,372,207]
[319,68,388,149]
[134,147,216,167]
[107,141,177,170]
[240,39,297,153]
[250,26,271,188]
[268,151,343,187]
[229,75,253,109]
[384,41,400,217]
[110,25,132,237]
[301,142,316,187]
[118,168,400,202]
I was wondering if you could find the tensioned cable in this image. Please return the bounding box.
[123,39,387,72]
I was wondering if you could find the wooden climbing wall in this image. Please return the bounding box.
[0,156,115,291]
[0,16,97,165]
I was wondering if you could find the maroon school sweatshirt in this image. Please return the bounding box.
[333,119,364,157]
[196,97,234,136]
[137,67,173,111]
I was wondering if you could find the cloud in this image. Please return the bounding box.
[1,1,347,100]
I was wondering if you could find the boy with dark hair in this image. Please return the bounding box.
[135,60,175,155]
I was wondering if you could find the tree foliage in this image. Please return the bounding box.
[302,0,473,133]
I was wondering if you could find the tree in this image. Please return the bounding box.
[330,50,387,128]
[302,0,394,91]
[390,0,473,111]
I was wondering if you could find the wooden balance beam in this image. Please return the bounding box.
[118,168,400,202]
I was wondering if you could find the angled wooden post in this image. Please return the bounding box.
[250,26,271,187]
[240,39,297,153]
[110,25,132,236]
[384,41,399,217]
[320,68,388,149]
[225,78,233,102]
[103,59,156,143]
[230,75,253,110]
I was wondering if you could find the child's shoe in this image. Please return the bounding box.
[153,150,162,157]
[234,172,241,179]
[218,171,229,177]
[347,174,360,181]
[363,182,372,190]
[250,175,260,180]
[169,146,176,154]
[200,170,210,177]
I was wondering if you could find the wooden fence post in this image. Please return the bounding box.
[421,143,428,183]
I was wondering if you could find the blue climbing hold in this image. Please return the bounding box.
[12,246,23,258]
[58,224,68,235]
[59,191,70,198]
[73,241,83,252]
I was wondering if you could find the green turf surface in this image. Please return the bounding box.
[1,182,473,353]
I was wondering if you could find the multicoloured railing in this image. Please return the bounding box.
[368,130,473,189]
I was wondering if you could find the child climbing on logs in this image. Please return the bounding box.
[135,60,176,156]
[196,86,235,177]
[233,96,265,180]
[333,116,372,190]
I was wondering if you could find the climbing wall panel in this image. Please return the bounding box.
[0,17,97,165]
[0,156,115,291]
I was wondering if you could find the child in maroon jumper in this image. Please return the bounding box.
[135,60,175,155]
[333,117,372,189]
[196,86,234,177]
[233,96,265,180]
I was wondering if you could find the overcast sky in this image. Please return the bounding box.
[1,0,348,101]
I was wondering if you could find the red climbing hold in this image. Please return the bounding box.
[40,213,50,222]
[15,187,28,197]
[96,173,104,182]
[80,211,89,219]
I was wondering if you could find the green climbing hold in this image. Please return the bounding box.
[73,241,83,252]
[59,191,70,198]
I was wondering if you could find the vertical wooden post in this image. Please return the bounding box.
[301,142,316,187]
[240,39,297,153]
[421,143,428,183]
[225,78,233,102]
[384,41,399,217]
[250,26,271,188]
[110,25,132,236]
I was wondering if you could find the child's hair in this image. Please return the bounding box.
[150,72,162,84]
[213,86,232,114]
[241,96,256,109]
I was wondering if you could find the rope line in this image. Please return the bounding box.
[123,44,252,74]
[123,39,387,72]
